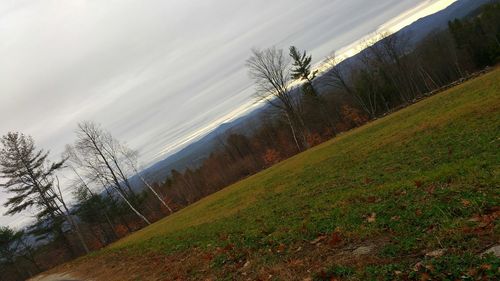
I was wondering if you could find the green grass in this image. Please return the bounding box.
[82,69,500,280]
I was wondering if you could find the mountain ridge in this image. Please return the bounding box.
[139,0,495,186]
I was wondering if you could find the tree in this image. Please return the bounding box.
[0,132,88,254]
[290,46,336,133]
[262,148,281,166]
[0,227,41,279]
[72,121,151,225]
[72,185,117,245]
[63,145,118,242]
[0,227,24,278]
[246,47,308,151]
[289,46,318,96]
[324,54,377,118]
[120,145,173,214]
[449,4,500,68]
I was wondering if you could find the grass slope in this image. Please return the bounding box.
[68,69,499,280]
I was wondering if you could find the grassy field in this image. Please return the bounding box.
[62,69,499,280]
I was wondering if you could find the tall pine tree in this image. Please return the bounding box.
[289,46,318,96]
[0,132,75,253]
[289,46,336,134]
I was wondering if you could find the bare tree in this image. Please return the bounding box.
[120,145,173,214]
[324,53,376,117]
[72,121,151,225]
[53,176,90,254]
[63,145,118,241]
[246,47,307,151]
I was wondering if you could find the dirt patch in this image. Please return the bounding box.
[51,236,391,281]
[65,249,213,281]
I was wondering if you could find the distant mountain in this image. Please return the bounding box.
[138,0,496,186]
[140,106,268,184]
[401,0,497,44]
[315,0,498,89]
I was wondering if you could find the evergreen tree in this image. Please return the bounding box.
[289,46,318,96]
[0,132,79,254]
[0,226,24,278]
[290,46,336,134]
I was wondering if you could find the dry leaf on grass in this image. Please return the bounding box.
[367,212,377,223]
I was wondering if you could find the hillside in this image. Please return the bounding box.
[141,0,497,186]
[49,69,500,280]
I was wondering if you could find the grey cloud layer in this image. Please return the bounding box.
[0,0,432,227]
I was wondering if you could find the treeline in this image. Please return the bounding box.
[1,3,499,280]
[155,3,500,210]
[0,124,176,281]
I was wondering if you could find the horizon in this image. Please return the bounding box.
[0,0,456,229]
[146,0,457,166]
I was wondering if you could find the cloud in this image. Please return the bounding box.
[0,0,455,228]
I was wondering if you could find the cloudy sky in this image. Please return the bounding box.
[0,0,455,227]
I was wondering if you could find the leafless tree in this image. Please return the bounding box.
[324,53,377,117]
[246,47,308,151]
[120,145,173,214]
[63,145,118,241]
[72,121,151,225]
[52,176,90,254]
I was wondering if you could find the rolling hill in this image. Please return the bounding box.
[140,0,498,187]
[49,67,500,280]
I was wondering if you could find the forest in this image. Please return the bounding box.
[0,3,499,280]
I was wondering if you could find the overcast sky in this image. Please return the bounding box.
[0,0,455,228]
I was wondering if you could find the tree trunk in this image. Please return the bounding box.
[140,175,173,214]
[115,189,151,225]
[285,112,302,152]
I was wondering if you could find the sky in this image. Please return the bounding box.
[0,0,456,228]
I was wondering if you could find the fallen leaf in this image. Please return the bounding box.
[467,268,478,276]
[367,212,377,223]
[203,253,214,261]
[425,224,436,234]
[289,259,304,266]
[426,249,446,258]
[391,215,401,221]
[310,235,327,244]
[468,216,480,222]
[353,246,373,255]
[480,264,492,271]
[277,243,286,253]
[426,185,436,195]
[413,261,424,271]
[420,272,431,281]
[329,232,342,246]
[461,199,471,207]
[415,209,423,217]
